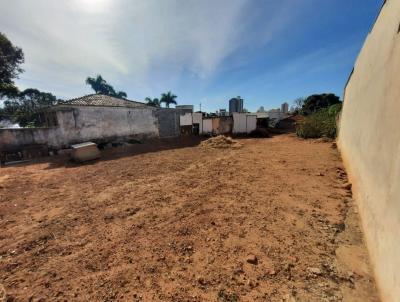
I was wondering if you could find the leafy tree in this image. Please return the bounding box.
[301,93,341,115]
[1,88,61,127]
[0,32,24,85]
[0,83,20,99]
[0,34,63,127]
[160,91,177,108]
[145,97,161,107]
[85,75,127,99]
[0,32,24,101]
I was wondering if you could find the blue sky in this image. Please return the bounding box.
[0,0,382,112]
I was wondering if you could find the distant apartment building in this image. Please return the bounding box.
[257,106,266,113]
[219,109,228,116]
[229,96,244,114]
[281,102,289,114]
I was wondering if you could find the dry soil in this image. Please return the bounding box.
[0,134,379,301]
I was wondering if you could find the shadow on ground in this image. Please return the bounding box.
[1,115,302,170]
[1,136,204,170]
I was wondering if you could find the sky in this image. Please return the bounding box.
[0,0,382,112]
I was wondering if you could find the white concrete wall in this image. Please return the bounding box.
[0,127,63,150]
[179,113,192,126]
[202,119,212,134]
[233,113,247,133]
[56,106,159,144]
[233,113,256,134]
[338,2,400,301]
[246,115,257,133]
[0,106,160,150]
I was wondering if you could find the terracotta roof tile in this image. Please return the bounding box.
[59,94,148,108]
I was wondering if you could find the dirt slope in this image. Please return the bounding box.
[0,134,378,301]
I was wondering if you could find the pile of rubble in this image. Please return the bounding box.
[200,135,242,149]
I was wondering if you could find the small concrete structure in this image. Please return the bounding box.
[232,113,257,134]
[192,112,203,135]
[179,113,193,126]
[202,119,213,134]
[71,142,100,162]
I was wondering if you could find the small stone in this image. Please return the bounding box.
[246,254,258,265]
[308,267,322,275]
[197,277,206,285]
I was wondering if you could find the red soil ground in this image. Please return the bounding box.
[0,134,379,301]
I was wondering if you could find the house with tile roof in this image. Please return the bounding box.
[0,94,191,158]
[35,94,160,147]
[57,94,147,109]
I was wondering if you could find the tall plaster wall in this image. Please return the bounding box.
[156,109,181,138]
[0,106,159,150]
[337,1,400,301]
[56,106,158,144]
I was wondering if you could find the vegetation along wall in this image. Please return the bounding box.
[338,1,400,301]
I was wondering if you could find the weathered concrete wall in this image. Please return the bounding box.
[56,106,159,144]
[233,113,257,134]
[156,109,181,138]
[338,1,400,301]
[218,116,233,134]
[0,106,159,150]
[179,113,192,126]
[233,113,246,133]
[0,127,61,150]
[192,113,203,134]
[246,115,257,133]
[211,118,220,134]
[202,119,212,134]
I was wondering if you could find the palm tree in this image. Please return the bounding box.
[116,91,127,99]
[145,97,161,107]
[85,75,127,99]
[160,91,177,108]
[85,75,108,94]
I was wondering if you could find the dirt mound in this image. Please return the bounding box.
[200,135,242,149]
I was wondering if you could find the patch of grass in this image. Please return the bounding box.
[296,103,342,139]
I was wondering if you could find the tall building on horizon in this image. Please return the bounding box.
[229,96,244,114]
[257,106,266,113]
[281,102,289,114]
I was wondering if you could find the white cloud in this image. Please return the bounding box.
[0,0,312,100]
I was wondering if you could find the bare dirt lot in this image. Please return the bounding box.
[0,134,379,301]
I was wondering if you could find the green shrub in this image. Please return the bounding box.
[296,103,342,139]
